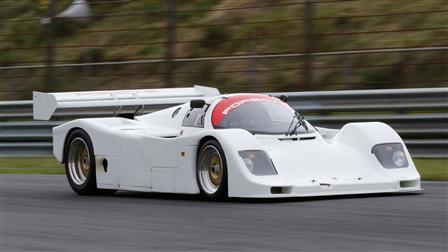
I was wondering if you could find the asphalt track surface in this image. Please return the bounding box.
[1,175,447,252]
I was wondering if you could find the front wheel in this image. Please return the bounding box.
[196,139,228,200]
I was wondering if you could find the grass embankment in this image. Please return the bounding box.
[1,157,446,180]
[2,0,447,100]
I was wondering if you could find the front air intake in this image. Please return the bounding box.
[400,180,419,188]
[300,136,316,141]
[270,186,292,194]
[278,136,316,141]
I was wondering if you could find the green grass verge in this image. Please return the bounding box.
[0,157,447,180]
[0,157,64,175]
[413,159,448,181]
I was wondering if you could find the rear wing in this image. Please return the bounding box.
[33,85,219,120]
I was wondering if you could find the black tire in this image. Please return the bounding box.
[196,139,228,200]
[64,129,117,195]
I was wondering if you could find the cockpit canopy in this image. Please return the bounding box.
[212,94,313,135]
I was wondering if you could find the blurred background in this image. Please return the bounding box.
[1,0,447,101]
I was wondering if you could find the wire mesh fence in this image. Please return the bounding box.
[1,0,447,100]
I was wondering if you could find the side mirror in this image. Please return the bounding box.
[279,95,288,102]
[190,99,205,109]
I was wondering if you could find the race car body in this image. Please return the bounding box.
[33,86,421,199]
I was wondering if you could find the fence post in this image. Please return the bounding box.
[165,0,176,88]
[303,0,314,90]
[44,0,57,92]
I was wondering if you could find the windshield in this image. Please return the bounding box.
[212,94,314,135]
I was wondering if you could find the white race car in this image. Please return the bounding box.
[33,86,421,199]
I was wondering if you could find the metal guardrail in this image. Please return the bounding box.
[1,87,447,158]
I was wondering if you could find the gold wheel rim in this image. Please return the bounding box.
[208,154,222,186]
[79,146,90,177]
[67,137,90,185]
[198,145,224,194]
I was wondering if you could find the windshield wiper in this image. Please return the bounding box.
[134,104,144,116]
[286,111,309,136]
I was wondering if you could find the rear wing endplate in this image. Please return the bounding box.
[33,85,219,120]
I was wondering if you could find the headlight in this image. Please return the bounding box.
[372,143,409,168]
[242,158,255,172]
[392,150,407,167]
[238,150,278,175]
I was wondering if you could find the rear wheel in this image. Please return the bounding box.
[65,129,116,195]
[196,139,228,200]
